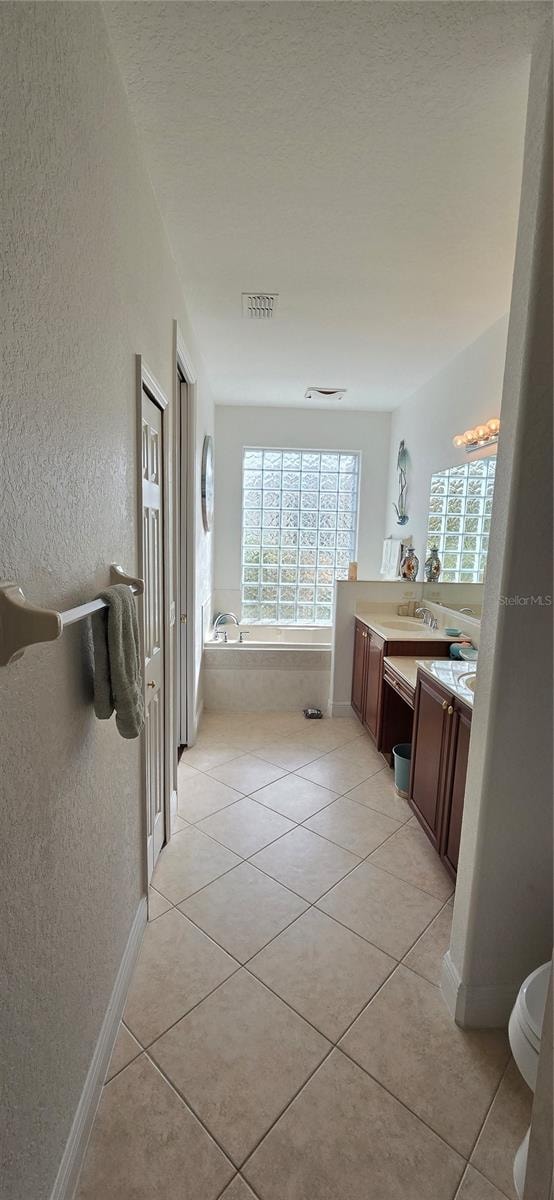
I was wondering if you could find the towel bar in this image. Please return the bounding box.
[0,565,144,666]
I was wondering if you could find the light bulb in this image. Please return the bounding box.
[475,425,489,441]
[463,429,477,444]
[452,434,465,448]
[487,418,500,434]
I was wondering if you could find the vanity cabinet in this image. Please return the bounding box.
[408,674,451,848]
[365,632,385,739]
[409,671,472,878]
[441,701,472,876]
[351,618,449,750]
[351,619,368,720]
[351,619,384,739]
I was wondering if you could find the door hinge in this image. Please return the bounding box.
[180,613,187,624]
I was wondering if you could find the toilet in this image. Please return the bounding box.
[508,960,551,1198]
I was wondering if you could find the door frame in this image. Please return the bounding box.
[174,322,198,748]
[136,356,173,880]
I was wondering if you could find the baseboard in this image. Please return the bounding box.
[328,701,355,718]
[50,897,147,1200]
[441,951,517,1028]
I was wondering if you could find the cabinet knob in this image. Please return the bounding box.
[447,705,454,715]
[442,699,448,710]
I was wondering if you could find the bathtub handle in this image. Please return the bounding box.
[239,631,250,644]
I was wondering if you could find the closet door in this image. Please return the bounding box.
[142,388,165,877]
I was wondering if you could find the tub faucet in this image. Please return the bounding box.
[213,612,239,641]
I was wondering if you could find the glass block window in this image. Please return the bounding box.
[241,448,360,624]
[426,457,496,582]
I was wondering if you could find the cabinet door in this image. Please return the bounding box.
[409,676,450,847]
[441,702,471,878]
[351,620,368,719]
[364,633,384,741]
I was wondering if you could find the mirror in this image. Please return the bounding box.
[424,454,496,585]
[422,581,484,618]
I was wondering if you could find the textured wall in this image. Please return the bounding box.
[384,316,509,570]
[447,30,553,1023]
[0,5,212,1198]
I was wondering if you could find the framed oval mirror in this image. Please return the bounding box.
[201,434,214,532]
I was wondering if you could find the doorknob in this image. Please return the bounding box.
[147,680,156,689]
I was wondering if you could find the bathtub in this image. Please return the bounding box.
[203,624,332,711]
[208,623,332,649]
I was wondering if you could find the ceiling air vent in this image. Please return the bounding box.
[242,292,278,319]
[304,387,347,402]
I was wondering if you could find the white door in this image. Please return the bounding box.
[142,388,165,877]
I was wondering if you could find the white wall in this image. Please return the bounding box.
[214,405,391,615]
[1,6,212,1198]
[443,31,553,1026]
[384,317,509,571]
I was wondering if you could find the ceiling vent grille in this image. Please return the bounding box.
[305,387,347,402]
[242,292,278,319]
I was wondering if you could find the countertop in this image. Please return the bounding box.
[383,656,476,707]
[383,656,419,689]
[356,613,453,643]
[416,659,476,707]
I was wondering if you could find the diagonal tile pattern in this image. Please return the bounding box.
[317,860,443,957]
[197,796,294,857]
[179,861,307,962]
[304,794,402,855]
[340,964,510,1157]
[251,824,360,902]
[124,908,237,1045]
[150,970,329,1165]
[76,1055,234,1199]
[79,711,519,1200]
[243,1050,465,1199]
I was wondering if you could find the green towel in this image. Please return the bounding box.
[91,584,144,739]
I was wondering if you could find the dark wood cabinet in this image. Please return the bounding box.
[441,700,472,877]
[408,674,450,848]
[365,633,384,739]
[351,619,369,721]
[409,671,472,878]
[351,618,450,750]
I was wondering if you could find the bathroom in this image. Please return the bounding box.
[202,319,504,718]
[195,255,552,1200]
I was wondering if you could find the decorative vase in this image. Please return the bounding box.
[400,547,419,581]
[424,547,441,582]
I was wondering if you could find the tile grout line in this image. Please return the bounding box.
[134,896,470,1170]
[462,1055,515,1189]
[156,804,452,970]
[135,720,469,1185]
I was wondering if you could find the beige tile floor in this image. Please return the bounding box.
[77,711,532,1200]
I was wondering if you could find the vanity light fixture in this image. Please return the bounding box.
[452,418,500,453]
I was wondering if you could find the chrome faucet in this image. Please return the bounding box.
[213,612,240,642]
[415,607,438,630]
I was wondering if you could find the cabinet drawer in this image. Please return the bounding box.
[383,664,415,709]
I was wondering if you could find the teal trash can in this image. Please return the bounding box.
[392,743,411,799]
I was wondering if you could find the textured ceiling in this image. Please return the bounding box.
[104,2,541,409]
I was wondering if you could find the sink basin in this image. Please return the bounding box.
[461,673,476,693]
[382,620,431,631]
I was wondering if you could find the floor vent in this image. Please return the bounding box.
[242,292,278,319]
